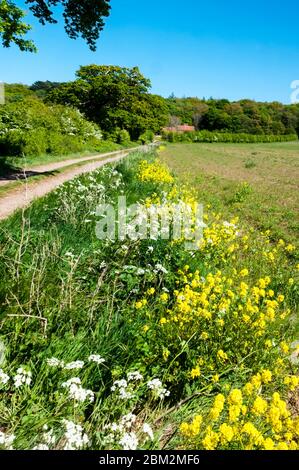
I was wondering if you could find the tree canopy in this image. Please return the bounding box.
[166,96,299,136]
[47,65,169,140]
[0,0,111,51]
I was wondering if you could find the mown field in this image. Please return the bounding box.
[161,142,299,243]
[0,146,298,451]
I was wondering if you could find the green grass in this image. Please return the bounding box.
[161,142,299,243]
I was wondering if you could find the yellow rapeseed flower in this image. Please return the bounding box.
[217,350,228,362]
[190,366,201,379]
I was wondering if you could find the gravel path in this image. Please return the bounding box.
[0,150,129,221]
[0,149,130,187]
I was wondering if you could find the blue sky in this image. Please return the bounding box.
[1,0,299,102]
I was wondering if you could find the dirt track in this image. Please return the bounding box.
[0,150,129,221]
[0,149,132,187]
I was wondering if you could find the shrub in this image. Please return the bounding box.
[0,99,103,157]
[162,130,298,144]
[108,128,131,146]
[139,130,155,144]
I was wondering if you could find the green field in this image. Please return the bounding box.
[161,142,299,243]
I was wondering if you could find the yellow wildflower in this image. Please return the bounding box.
[252,397,268,415]
[202,426,219,450]
[228,389,243,406]
[240,269,249,277]
[190,366,201,379]
[219,423,235,443]
[217,350,228,362]
[261,369,272,384]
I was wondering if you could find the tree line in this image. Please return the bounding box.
[166,96,299,136]
[26,75,299,138]
[1,65,299,158]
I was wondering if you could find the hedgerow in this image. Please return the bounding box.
[0,99,103,157]
[162,130,298,143]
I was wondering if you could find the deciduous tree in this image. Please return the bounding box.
[0,0,111,51]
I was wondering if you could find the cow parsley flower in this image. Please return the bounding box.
[143,423,154,441]
[120,413,136,428]
[42,427,56,445]
[88,355,105,365]
[33,444,49,450]
[154,264,168,274]
[64,361,84,370]
[13,368,32,388]
[46,358,65,368]
[119,388,134,400]
[127,371,143,382]
[63,420,89,450]
[62,378,94,403]
[147,379,170,399]
[0,431,15,449]
[111,379,134,399]
[119,432,138,450]
[0,369,9,385]
[111,379,128,391]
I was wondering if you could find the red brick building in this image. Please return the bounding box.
[163,124,195,133]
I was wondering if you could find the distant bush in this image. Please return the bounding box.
[0,98,103,157]
[106,128,131,146]
[162,130,298,144]
[139,130,155,144]
[244,159,257,169]
[232,182,253,203]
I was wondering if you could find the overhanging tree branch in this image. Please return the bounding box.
[0,0,111,52]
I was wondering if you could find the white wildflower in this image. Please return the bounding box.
[110,423,124,433]
[33,444,49,450]
[154,264,168,274]
[64,361,84,370]
[119,388,134,400]
[143,423,154,441]
[46,358,65,368]
[88,355,105,365]
[0,369,9,385]
[13,368,32,388]
[111,379,128,391]
[136,268,145,275]
[111,379,134,399]
[103,433,115,444]
[127,371,143,382]
[223,221,237,229]
[63,420,89,450]
[147,379,170,399]
[43,429,56,445]
[120,413,136,428]
[147,378,162,390]
[119,432,138,450]
[62,378,94,403]
[0,431,15,449]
